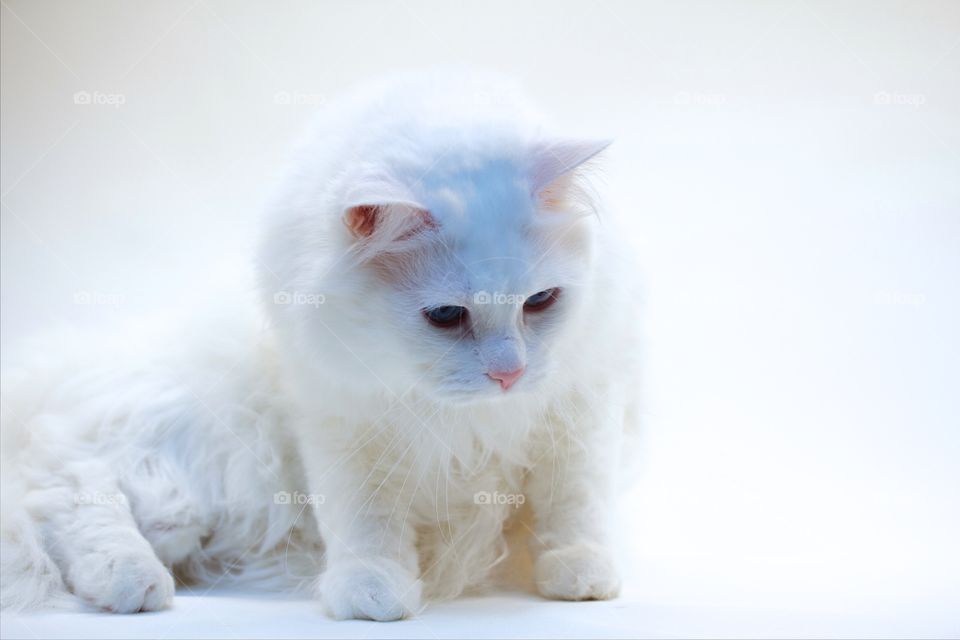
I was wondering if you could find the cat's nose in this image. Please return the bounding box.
[487,367,525,391]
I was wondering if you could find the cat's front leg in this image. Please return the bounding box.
[525,399,623,601]
[303,437,422,621]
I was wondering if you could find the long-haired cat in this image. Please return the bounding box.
[0,70,639,621]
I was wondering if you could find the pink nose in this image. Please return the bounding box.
[487,367,525,391]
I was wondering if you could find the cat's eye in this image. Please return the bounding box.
[423,305,467,328]
[524,288,560,312]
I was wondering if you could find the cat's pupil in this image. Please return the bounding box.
[524,288,558,310]
[424,305,467,327]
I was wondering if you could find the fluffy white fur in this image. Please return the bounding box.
[0,70,639,621]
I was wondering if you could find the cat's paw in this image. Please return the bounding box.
[319,557,422,621]
[67,548,175,613]
[534,542,621,601]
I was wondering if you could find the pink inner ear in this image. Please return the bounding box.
[531,139,612,209]
[538,173,575,211]
[343,202,436,244]
[344,205,380,238]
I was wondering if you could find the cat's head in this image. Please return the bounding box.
[263,138,609,405]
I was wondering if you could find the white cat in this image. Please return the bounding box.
[0,70,639,621]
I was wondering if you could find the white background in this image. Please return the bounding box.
[1,1,958,638]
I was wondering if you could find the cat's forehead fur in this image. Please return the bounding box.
[392,153,587,305]
[420,157,536,254]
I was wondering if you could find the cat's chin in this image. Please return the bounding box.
[431,381,538,407]
[435,394,520,408]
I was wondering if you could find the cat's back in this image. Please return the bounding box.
[0,302,284,460]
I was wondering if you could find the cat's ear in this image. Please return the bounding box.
[341,182,436,263]
[530,139,612,210]
[343,203,432,239]
[343,200,436,262]
[342,179,434,242]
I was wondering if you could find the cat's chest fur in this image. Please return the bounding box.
[301,389,553,513]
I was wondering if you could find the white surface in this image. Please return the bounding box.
[1,1,959,638]
[0,586,951,640]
